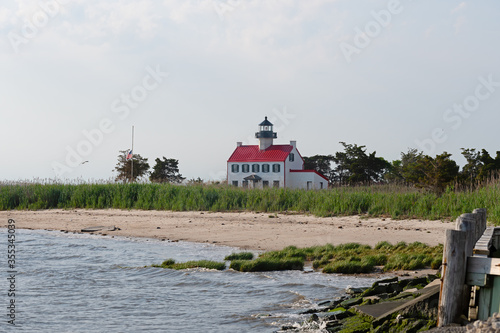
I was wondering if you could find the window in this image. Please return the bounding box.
[231,164,239,173]
[307,181,312,190]
[232,181,238,186]
[242,164,249,173]
[262,164,270,173]
[320,182,323,189]
[273,164,281,173]
[263,181,269,188]
[243,180,248,188]
[252,164,260,173]
[273,181,280,188]
[289,153,294,162]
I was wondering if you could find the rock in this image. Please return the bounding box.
[325,320,342,329]
[340,297,363,308]
[308,314,319,322]
[364,295,381,303]
[361,285,391,297]
[405,276,428,288]
[280,325,295,330]
[81,226,117,232]
[377,277,399,285]
[404,288,419,294]
[346,287,365,294]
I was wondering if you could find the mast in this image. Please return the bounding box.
[131,126,134,182]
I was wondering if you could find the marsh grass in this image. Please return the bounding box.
[150,241,441,274]
[152,259,226,270]
[2,181,500,223]
[246,241,443,274]
[229,258,304,272]
[224,252,254,260]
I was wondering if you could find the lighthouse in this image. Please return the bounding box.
[255,116,277,150]
[227,116,329,189]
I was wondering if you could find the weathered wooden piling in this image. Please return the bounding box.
[439,208,492,326]
[473,208,487,242]
[438,229,468,326]
[456,213,478,257]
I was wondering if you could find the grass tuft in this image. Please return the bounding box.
[229,258,304,272]
[224,252,254,261]
[152,259,226,270]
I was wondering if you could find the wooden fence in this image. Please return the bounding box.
[438,208,500,326]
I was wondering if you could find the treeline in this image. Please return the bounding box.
[2,182,500,223]
[304,143,500,193]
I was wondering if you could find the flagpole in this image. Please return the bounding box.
[131,126,134,182]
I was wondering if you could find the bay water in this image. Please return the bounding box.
[1,229,379,332]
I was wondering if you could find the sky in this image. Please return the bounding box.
[1,0,499,182]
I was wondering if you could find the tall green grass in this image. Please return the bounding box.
[1,182,500,223]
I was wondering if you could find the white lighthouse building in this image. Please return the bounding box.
[227,117,328,189]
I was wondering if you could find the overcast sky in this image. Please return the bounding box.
[1,0,499,182]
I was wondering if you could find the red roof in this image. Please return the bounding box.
[290,169,329,182]
[227,145,293,162]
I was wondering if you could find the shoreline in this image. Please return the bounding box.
[0,209,454,251]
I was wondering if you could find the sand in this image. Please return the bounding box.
[0,209,454,251]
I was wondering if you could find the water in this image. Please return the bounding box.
[1,229,379,332]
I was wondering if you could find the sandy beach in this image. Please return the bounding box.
[1,209,454,251]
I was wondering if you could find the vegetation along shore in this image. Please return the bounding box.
[2,182,500,224]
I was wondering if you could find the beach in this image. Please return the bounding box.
[1,209,454,251]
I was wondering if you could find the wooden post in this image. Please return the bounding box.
[438,229,468,326]
[455,214,478,319]
[456,213,477,257]
[473,208,487,241]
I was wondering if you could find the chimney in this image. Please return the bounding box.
[237,142,242,147]
[290,140,296,148]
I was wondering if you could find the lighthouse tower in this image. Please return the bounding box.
[255,116,277,150]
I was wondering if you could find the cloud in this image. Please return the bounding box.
[451,1,466,14]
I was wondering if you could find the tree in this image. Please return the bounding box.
[460,148,482,185]
[384,160,404,184]
[149,157,185,183]
[303,155,334,185]
[400,149,459,193]
[331,142,390,185]
[400,148,426,185]
[477,149,500,180]
[114,150,150,182]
